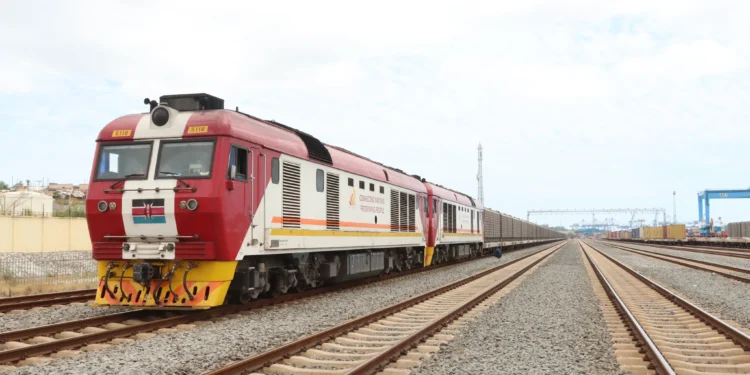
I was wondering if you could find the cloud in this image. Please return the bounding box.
[618,40,742,79]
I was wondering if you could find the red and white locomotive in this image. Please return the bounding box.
[86,93,562,309]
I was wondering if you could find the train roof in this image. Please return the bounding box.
[424,182,482,209]
[98,107,426,193]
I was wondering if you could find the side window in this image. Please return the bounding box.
[348,178,354,186]
[379,186,384,194]
[316,169,324,192]
[271,158,279,184]
[228,145,248,181]
[359,181,365,189]
[369,183,374,192]
[433,199,438,216]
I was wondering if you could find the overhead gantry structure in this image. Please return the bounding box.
[527,208,668,229]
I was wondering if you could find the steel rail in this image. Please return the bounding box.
[585,241,750,351]
[579,241,675,375]
[0,310,152,343]
[0,289,96,304]
[0,291,95,313]
[0,240,563,365]
[686,245,750,252]
[607,240,750,259]
[599,242,750,283]
[203,241,566,375]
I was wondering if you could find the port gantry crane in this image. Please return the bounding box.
[698,188,750,223]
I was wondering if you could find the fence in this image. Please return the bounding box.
[0,251,97,287]
[0,195,86,217]
[0,216,92,252]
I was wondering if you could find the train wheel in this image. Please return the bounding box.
[394,254,405,272]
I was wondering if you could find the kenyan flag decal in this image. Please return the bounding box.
[132,199,166,224]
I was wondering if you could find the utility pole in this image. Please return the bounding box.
[673,191,677,224]
[477,143,484,204]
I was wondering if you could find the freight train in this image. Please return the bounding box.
[86,93,564,309]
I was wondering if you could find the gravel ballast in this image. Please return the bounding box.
[602,241,750,270]
[0,304,127,333]
[592,241,750,330]
[5,242,562,375]
[412,241,624,375]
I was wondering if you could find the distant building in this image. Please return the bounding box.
[48,183,74,192]
[0,191,54,216]
[46,183,88,199]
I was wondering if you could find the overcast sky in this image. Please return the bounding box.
[1,0,749,228]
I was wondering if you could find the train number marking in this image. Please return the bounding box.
[187,126,208,134]
[112,129,132,137]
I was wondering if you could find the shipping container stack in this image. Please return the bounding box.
[728,221,750,238]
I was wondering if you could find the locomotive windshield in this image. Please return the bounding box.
[156,140,215,178]
[95,143,151,180]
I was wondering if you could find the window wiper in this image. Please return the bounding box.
[159,171,191,188]
[109,173,145,189]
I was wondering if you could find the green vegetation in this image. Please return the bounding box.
[0,181,8,190]
[53,208,86,218]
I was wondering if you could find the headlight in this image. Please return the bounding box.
[152,107,169,126]
[122,243,130,251]
[179,200,187,210]
[97,201,108,212]
[186,199,199,211]
[109,202,117,211]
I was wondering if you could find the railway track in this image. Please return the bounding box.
[608,241,750,260]
[598,241,750,284]
[202,241,566,375]
[684,243,750,252]
[0,289,96,313]
[0,240,562,370]
[580,240,750,374]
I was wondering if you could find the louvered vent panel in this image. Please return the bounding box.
[408,195,415,232]
[326,173,340,230]
[451,205,457,233]
[399,192,407,232]
[390,190,399,232]
[282,162,301,228]
[442,203,448,232]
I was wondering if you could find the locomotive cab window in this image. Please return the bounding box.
[95,143,152,180]
[156,140,215,179]
[227,145,248,181]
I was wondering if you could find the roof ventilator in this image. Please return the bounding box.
[267,120,333,165]
[157,93,225,111]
